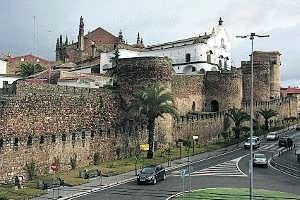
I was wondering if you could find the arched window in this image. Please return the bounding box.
[185,53,191,63]
[192,66,196,72]
[192,101,196,111]
[211,100,219,112]
[207,51,213,63]
[221,38,225,48]
[199,68,205,74]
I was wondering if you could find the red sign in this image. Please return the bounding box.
[50,163,59,171]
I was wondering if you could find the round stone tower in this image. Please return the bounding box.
[116,57,173,97]
[205,70,243,111]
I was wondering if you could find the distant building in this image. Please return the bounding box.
[0,59,7,74]
[281,87,300,116]
[0,58,22,88]
[57,17,231,74]
[5,54,53,75]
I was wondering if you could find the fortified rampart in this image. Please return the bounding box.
[205,70,243,111]
[172,74,205,115]
[0,53,296,182]
[0,81,148,182]
[241,61,270,102]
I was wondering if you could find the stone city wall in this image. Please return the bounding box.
[242,96,298,120]
[172,112,226,144]
[0,81,149,182]
[172,74,205,115]
[241,62,271,102]
[205,70,243,111]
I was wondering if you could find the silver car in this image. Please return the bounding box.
[253,153,268,168]
[244,136,260,149]
[266,132,279,140]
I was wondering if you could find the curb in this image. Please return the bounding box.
[58,145,242,200]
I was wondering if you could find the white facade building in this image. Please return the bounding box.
[0,59,7,74]
[100,18,231,74]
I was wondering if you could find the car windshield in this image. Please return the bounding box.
[254,154,266,159]
[141,167,155,174]
[247,139,256,143]
[269,133,276,135]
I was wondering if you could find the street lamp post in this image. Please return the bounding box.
[236,33,269,200]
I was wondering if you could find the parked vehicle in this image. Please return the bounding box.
[266,132,279,141]
[296,125,300,131]
[244,136,261,149]
[278,136,293,148]
[137,165,166,185]
[253,153,268,168]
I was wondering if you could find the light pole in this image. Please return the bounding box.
[236,33,269,200]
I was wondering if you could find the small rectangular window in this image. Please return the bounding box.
[72,133,76,141]
[51,135,56,143]
[82,132,86,140]
[40,136,45,144]
[91,131,95,139]
[27,136,33,146]
[185,53,191,63]
[62,134,66,142]
[14,138,19,146]
[0,138,3,148]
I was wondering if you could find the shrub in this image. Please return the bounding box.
[116,147,121,159]
[26,160,37,180]
[221,131,229,140]
[70,154,77,170]
[93,152,100,165]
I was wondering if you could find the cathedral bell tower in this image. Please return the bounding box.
[78,16,85,51]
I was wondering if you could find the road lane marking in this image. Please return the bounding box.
[172,157,247,177]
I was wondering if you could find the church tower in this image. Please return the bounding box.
[78,16,85,51]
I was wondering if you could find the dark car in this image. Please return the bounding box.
[296,125,300,131]
[137,165,166,185]
[278,136,293,147]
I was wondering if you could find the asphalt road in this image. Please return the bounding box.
[76,131,300,200]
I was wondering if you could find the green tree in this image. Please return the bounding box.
[16,62,44,77]
[227,107,250,139]
[107,46,120,77]
[258,108,277,131]
[129,83,177,159]
[25,160,37,180]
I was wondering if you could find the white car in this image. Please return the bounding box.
[253,153,268,168]
[244,136,261,149]
[266,132,279,140]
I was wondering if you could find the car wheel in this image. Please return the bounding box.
[163,173,166,180]
[137,180,141,185]
[152,177,157,185]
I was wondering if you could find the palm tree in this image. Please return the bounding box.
[129,83,177,159]
[227,107,250,139]
[16,62,44,77]
[258,108,277,131]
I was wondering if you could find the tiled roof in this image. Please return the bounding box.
[85,27,119,45]
[146,34,211,49]
[281,87,300,94]
[7,54,53,64]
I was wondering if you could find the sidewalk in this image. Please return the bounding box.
[270,131,300,178]
[32,142,242,200]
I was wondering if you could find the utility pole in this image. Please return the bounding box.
[236,33,269,200]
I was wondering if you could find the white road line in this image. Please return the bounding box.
[173,157,247,177]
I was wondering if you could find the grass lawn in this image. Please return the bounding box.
[175,188,300,200]
[0,183,44,200]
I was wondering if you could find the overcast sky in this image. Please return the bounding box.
[0,0,299,86]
